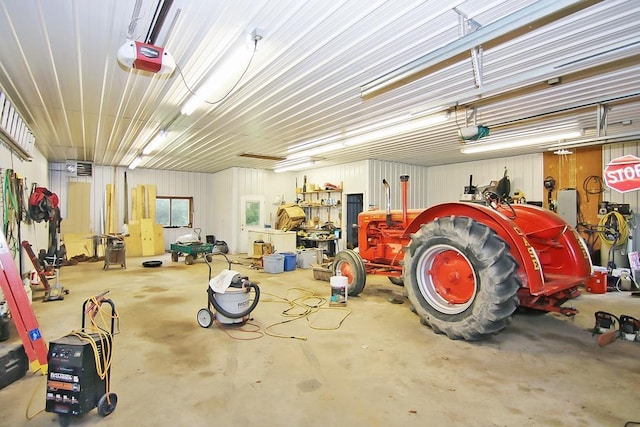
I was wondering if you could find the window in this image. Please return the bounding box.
[156,196,192,227]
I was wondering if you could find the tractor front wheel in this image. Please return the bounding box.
[404,216,520,340]
[332,249,366,296]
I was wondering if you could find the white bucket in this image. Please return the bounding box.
[213,288,250,324]
[330,275,348,306]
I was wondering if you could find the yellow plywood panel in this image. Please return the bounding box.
[147,185,157,221]
[61,233,92,258]
[153,223,165,254]
[140,218,155,256]
[134,185,145,221]
[130,188,138,222]
[124,221,142,257]
[106,184,114,234]
[61,182,91,234]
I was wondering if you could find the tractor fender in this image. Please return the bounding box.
[510,204,592,278]
[406,202,544,292]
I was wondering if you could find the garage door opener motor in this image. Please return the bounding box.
[197,253,260,328]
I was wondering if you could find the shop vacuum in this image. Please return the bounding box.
[197,253,260,328]
[45,292,118,426]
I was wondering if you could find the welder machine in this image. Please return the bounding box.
[45,292,118,425]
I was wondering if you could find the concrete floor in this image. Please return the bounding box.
[1,252,639,427]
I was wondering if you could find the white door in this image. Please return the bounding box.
[239,195,265,254]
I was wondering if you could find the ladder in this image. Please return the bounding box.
[0,229,48,374]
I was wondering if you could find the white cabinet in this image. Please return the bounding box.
[247,228,297,256]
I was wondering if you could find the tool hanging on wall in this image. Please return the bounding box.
[544,176,556,211]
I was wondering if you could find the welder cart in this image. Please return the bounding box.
[46,292,118,426]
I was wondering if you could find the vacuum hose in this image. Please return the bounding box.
[209,282,261,320]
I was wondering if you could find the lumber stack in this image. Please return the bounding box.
[124,184,165,256]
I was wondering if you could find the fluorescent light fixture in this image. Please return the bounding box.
[142,130,167,155]
[287,141,346,160]
[287,134,342,153]
[287,111,449,159]
[274,161,315,173]
[461,131,582,154]
[181,37,258,116]
[128,156,143,170]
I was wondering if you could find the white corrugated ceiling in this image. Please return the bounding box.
[0,0,638,172]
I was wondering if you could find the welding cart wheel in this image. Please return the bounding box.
[58,415,71,427]
[97,392,118,416]
[205,254,213,262]
[171,252,179,262]
[333,249,366,296]
[185,254,194,265]
[404,216,521,340]
[197,308,214,328]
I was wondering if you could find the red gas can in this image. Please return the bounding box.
[586,271,607,294]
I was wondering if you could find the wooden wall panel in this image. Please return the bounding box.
[543,146,603,227]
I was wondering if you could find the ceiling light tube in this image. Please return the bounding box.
[461,131,582,154]
[142,130,167,155]
[128,156,143,170]
[275,156,313,168]
[181,37,257,116]
[274,161,315,173]
[287,142,346,160]
[288,111,449,158]
[287,134,342,153]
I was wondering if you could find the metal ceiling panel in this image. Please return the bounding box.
[0,0,638,172]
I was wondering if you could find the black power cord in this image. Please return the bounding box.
[175,37,259,107]
[583,175,605,203]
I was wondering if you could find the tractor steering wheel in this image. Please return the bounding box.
[484,191,517,220]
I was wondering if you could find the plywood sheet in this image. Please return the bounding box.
[147,185,157,221]
[124,221,142,257]
[140,218,155,256]
[61,233,92,258]
[61,182,91,234]
[154,223,165,254]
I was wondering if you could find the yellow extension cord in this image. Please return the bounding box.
[25,295,119,420]
[598,211,629,247]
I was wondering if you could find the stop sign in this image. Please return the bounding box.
[604,155,640,193]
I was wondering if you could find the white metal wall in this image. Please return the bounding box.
[427,153,545,206]
[44,151,560,258]
[49,164,216,252]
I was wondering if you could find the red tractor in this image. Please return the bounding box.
[332,175,593,340]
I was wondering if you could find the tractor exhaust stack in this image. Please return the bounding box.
[383,179,392,226]
[401,175,409,227]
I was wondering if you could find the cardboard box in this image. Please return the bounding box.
[252,242,273,258]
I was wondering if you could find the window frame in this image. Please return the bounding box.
[156,196,193,228]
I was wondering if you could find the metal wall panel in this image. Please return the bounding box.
[368,160,429,210]
[427,153,544,205]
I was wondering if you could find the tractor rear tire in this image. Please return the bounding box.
[332,249,366,296]
[404,216,520,340]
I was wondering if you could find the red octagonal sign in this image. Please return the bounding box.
[604,155,640,193]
